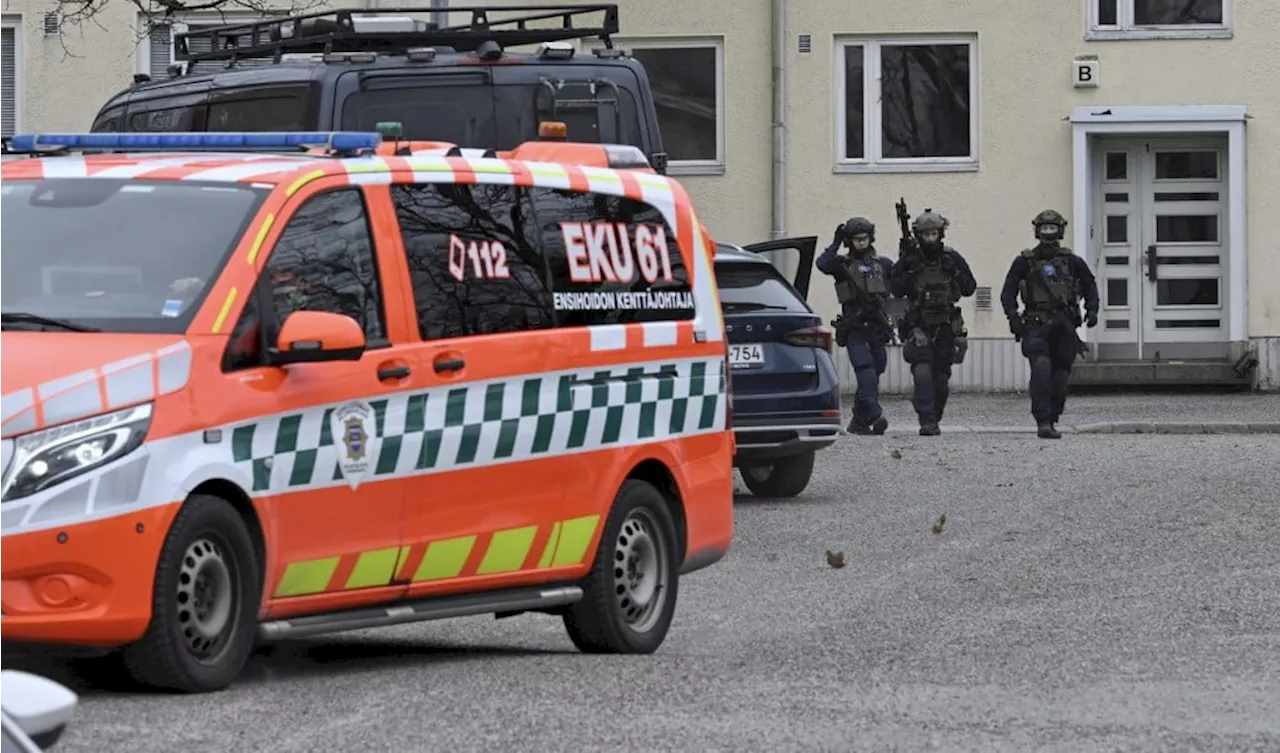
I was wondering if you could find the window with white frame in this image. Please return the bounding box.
[835,35,977,172]
[140,12,276,78]
[1088,0,1231,39]
[2,16,21,137]
[622,38,724,173]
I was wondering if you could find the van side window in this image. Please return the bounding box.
[530,187,695,327]
[390,182,556,341]
[92,106,125,133]
[223,189,386,370]
[127,105,203,132]
[208,87,312,131]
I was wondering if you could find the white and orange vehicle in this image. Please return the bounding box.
[0,129,734,693]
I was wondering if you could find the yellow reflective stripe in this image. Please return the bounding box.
[211,287,238,334]
[285,169,326,197]
[413,535,476,581]
[344,546,401,589]
[274,556,340,597]
[392,545,412,578]
[536,521,562,569]
[551,515,600,567]
[246,213,275,265]
[470,162,511,174]
[476,525,538,574]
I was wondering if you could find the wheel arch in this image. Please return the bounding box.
[186,478,268,608]
[623,458,688,564]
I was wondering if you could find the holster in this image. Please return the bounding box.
[950,312,968,364]
[831,316,849,347]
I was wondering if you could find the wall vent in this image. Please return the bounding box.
[975,286,993,311]
[797,34,811,54]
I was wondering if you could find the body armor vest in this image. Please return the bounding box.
[911,257,957,326]
[1020,246,1077,310]
[849,255,888,300]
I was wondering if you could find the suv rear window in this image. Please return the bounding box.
[714,261,810,314]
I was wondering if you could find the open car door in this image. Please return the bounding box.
[740,236,818,301]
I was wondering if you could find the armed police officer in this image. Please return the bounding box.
[817,217,896,435]
[890,209,977,436]
[1000,209,1100,439]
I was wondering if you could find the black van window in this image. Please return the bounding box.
[530,187,695,327]
[341,83,496,147]
[127,104,204,132]
[208,88,312,131]
[390,183,555,341]
[91,106,126,133]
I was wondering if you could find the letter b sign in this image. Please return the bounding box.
[1074,59,1099,88]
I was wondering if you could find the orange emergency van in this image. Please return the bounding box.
[0,130,734,693]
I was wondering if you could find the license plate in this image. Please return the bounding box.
[729,343,765,368]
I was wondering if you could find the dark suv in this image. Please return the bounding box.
[716,238,842,498]
[88,5,670,172]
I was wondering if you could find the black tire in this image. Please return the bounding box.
[121,494,262,693]
[740,452,816,498]
[563,479,680,654]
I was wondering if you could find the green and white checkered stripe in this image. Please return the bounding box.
[227,356,726,494]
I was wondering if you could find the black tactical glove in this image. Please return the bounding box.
[1085,310,1098,328]
[1007,315,1024,340]
[940,254,957,274]
[832,224,845,247]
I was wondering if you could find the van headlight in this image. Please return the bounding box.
[1,403,153,502]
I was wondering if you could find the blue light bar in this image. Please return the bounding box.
[6,131,383,155]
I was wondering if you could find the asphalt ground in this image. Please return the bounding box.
[5,394,1280,752]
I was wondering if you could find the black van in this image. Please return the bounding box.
[89,4,669,172]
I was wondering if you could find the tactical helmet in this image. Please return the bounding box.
[911,209,949,235]
[1032,209,1068,241]
[843,216,876,241]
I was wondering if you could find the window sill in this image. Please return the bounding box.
[665,162,725,177]
[1085,27,1233,41]
[833,161,979,175]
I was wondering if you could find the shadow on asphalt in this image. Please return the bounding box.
[731,491,836,507]
[1,638,569,696]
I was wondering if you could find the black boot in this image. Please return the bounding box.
[1037,421,1061,439]
[871,416,889,435]
[919,417,941,436]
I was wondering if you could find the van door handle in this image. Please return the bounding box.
[434,358,465,373]
[377,365,411,380]
[1146,244,1159,282]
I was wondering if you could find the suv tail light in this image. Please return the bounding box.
[784,326,833,353]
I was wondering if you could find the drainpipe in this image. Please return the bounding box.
[431,0,448,29]
[770,0,787,241]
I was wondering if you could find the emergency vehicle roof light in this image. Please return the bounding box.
[5,131,383,155]
[538,121,568,140]
[603,144,651,170]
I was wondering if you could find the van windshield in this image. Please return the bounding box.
[0,178,268,334]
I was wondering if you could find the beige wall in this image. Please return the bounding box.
[6,0,1277,342]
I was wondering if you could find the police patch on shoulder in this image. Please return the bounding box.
[331,400,381,490]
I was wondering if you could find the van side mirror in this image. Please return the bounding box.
[1,670,78,749]
[269,310,366,365]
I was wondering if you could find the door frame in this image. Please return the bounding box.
[1091,134,1230,360]
[1069,105,1248,357]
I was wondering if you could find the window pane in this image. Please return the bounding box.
[879,43,971,159]
[1156,215,1218,243]
[1155,151,1218,180]
[1156,278,1218,306]
[630,47,719,162]
[390,183,555,340]
[1106,278,1128,307]
[1134,0,1223,25]
[714,261,809,313]
[1106,215,1128,243]
[1,179,267,335]
[1097,0,1118,24]
[842,45,865,160]
[208,93,310,131]
[533,188,695,326]
[1106,319,1129,330]
[1105,152,1128,180]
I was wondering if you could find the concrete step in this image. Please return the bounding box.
[1069,359,1253,388]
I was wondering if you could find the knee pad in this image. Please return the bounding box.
[1031,355,1052,379]
[912,362,932,380]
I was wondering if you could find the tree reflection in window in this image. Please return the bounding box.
[391,182,555,340]
[879,43,972,160]
[222,188,385,370]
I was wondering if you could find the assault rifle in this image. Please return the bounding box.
[895,197,917,261]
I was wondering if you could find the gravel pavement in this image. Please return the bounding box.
[5,396,1280,752]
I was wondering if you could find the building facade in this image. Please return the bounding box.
[3,0,1278,390]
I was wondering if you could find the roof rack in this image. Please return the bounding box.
[175,5,619,66]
